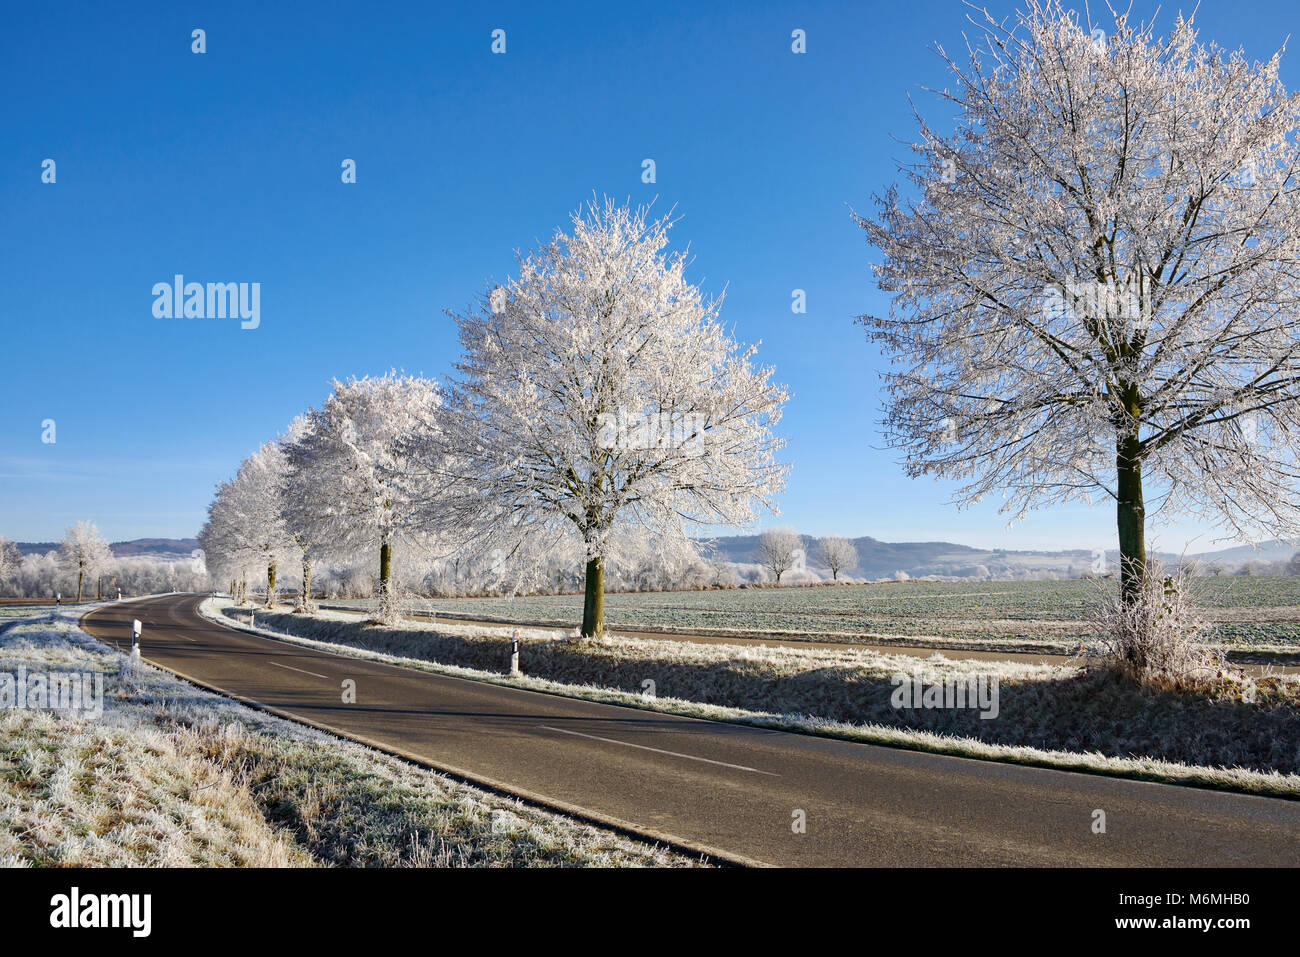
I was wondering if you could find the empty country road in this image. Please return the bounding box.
[83,593,1300,867]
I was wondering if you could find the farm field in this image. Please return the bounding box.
[326,577,1300,652]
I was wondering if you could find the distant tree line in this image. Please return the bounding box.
[0,523,209,600]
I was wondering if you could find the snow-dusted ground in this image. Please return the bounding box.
[314,577,1300,655]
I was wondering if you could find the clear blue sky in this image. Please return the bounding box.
[2,0,1295,553]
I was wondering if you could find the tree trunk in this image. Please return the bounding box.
[96,576,102,600]
[77,569,84,602]
[1116,431,1147,607]
[581,556,605,638]
[266,561,277,607]
[302,557,312,610]
[379,539,392,602]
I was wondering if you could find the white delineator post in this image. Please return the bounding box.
[510,630,521,677]
[131,618,142,660]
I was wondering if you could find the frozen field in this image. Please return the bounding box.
[327,578,1300,650]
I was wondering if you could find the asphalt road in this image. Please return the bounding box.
[83,593,1300,866]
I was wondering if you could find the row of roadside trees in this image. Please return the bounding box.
[200,200,790,637]
[207,2,1300,661]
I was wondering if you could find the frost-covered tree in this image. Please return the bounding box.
[59,521,112,602]
[858,1,1300,607]
[283,373,441,619]
[430,199,788,636]
[756,526,801,583]
[276,415,324,611]
[200,445,297,606]
[233,440,296,607]
[0,536,19,587]
[200,473,266,604]
[816,535,858,580]
[199,482,239,599]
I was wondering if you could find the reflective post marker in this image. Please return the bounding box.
[510,629,521,676]
[131,618,142,659]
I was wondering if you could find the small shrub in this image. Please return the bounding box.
[1090,562,1224,688]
